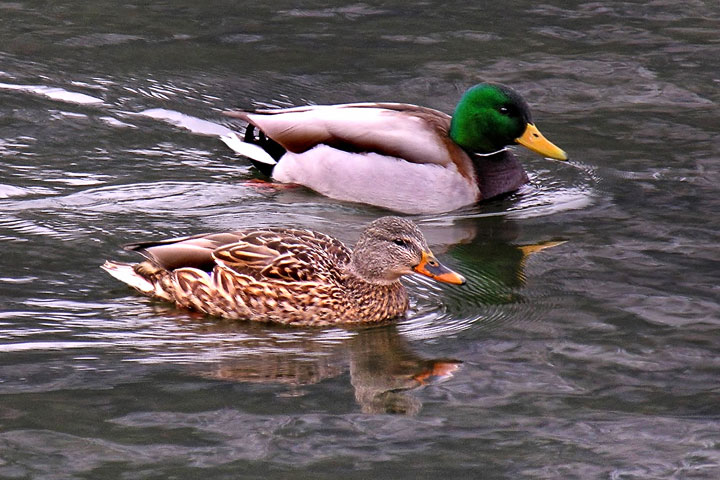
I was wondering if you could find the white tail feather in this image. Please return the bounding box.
[220,132,277,166]
[101,261,155,294]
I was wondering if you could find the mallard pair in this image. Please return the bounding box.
[105,84,566,324]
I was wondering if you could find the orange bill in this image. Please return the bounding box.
[413,251,466,285]
[515,123,567,160]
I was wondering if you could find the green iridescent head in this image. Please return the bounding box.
[449,83,567,160]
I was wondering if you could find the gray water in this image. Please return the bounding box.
[1,1,719,478]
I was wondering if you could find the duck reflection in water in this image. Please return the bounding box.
[419,214,565,308]
[181,321,460,415]
[348,326,460,414]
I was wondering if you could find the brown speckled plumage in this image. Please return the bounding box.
[102,217,465,326]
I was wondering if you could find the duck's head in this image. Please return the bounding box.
[449,83,567,160]
[350,217,466,286]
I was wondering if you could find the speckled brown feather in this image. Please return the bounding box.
[110,223,415,326]
[212,229,349,283]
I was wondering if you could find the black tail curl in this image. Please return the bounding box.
[243,124,286,177]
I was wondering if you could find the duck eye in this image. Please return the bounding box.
[498,106,510,115]
[393,238,408,247]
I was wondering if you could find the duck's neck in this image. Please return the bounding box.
[343,272,409,323]
[472,150,529,201]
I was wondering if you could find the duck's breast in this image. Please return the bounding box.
[273,145,480,214]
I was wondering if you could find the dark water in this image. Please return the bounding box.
[1,1,719,478]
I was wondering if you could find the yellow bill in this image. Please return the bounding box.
[516,123,568,160]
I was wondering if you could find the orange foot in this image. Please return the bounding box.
[239,179,300,191]
[413,361,462,385]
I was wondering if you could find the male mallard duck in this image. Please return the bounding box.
[221,83,567,214]
[102,217,465,326]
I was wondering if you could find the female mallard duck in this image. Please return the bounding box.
[102,217,465,326]
[221,83,567,214]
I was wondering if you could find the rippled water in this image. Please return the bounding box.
[1,1,719,478]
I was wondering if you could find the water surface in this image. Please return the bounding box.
[1,1,719,478]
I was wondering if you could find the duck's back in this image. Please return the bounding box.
[130,228,350,282]
[233,103,467,169]
[124,228,408,325]
[205,228,408,324]
[212,228,351,283]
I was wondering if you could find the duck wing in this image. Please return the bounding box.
[124,232,245,272]
[212,229,351,283]
[225,103,466,168]
[126,229,351,283]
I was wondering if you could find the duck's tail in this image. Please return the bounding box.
[220,131,277,177]
[101,261,156,295]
